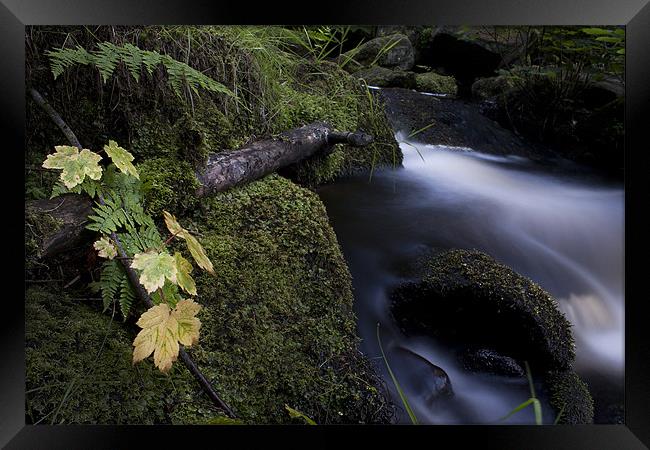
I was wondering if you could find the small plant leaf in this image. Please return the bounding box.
[132,303,178,373]
[285,405,317,425]
[163,210,215,274]
[500,398,535,422]
[173,298,202,346]
[174,252,197,296]
[43,145,103,189]
[131,250,177,293]
[104,140,139,179]
[93,236,117,259]
[376,323,419,424]
[184,233,214,274]
[163,210,187,236]
[132,299,201,373]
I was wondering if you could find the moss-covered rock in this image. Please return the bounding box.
[351,66,416,89]
[137,157,201,217]
[26,175,394,424]
[25,286,221,424]
[544,370,594,424]
[274,60,402,186]
[471,75,514,100]
[187,175,393,423]
[26,25,399,425]
[389,249,592,424]
[390,249,575,371]
[415,72,457,94]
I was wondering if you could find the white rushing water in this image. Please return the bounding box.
[318,134,624,424]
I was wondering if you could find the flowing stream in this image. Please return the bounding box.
[318,132,624,424]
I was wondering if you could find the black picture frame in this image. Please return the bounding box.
[3,1,649,448]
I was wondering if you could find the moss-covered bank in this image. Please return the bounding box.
[25,26,401,206]
[26,175,394,424]
[25,26,401,424]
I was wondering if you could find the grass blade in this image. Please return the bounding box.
[499,397,535,422]
[376,323,419,425]
[407,122,436,139]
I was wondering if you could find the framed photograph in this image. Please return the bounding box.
[4,0,649,448]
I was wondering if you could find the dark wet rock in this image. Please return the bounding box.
[397,347,454,399]
[415,72,457,95]
[376,87,555,160]
[415,27,502,97]
[390,249,575,371]
[460,348,525,377]
[353,66,416,89]
[470,68,623,175]
[341,34,415,72]
[544,370,595,424]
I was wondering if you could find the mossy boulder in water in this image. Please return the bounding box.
[352,66,417,89]
[415,72,457,95]
[390,249,594,423]
[390,249,575,371]
[471,75,515,100]
[544,370,594,424]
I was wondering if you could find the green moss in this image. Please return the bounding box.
[471,75,515,100]
[137,157,201,217]
[391,249,575,371]
[544,370,594,424]
[25,209,64,275]
[415,72,458,94]
[183,175,392,423]
[25,176,393,424]
[25,286,220,424]
[25,210,63,260]
[270,61,401,186]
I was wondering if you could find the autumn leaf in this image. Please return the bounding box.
[42,145,103,189]
[185,233,214,274]
[173,298,202,346]
[163,210,186,236]
[130,250,177,293]
[132,299,201,373]
[163,210,215,274]
[174,252,197,296]
[104,140,139,179]
[93,236,117,259]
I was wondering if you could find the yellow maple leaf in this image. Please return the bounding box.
[132,299,201,373]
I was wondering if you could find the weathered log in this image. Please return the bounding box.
[28,122,372,259]
[195,122,372,197]
[26,194,94,260]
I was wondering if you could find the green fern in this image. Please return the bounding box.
[46,42,235,99]
[118,276,137,319]
[86,196,129,233]
[98,259,126,312]
[50,178,101,200]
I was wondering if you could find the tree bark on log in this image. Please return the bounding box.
[27,122,373,259]
[196,122,372,197]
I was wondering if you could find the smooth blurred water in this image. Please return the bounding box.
[317,134,624,424]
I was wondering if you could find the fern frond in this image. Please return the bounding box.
[86,196,129,233]
[46,42,235,99]
[118,276,137,319]
[99,259,125,312]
